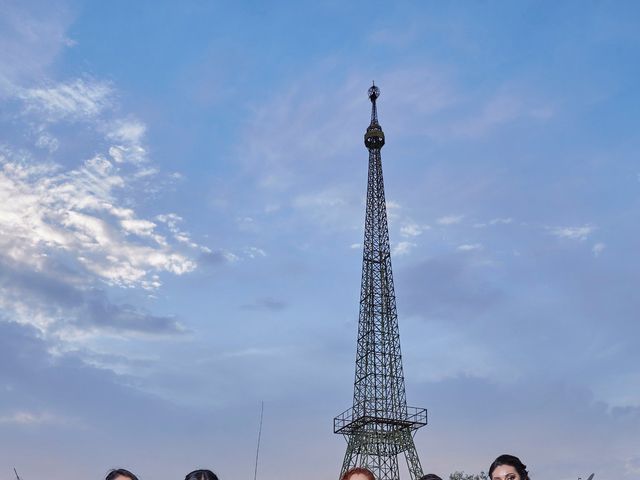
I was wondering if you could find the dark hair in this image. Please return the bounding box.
[419,475,443,480]
[489,454,530,480]
[184,469,219,480]
[341,467,375,480]
[105,469,139,480]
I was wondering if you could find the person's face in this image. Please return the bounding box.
[113,476,131,480]
[491,465,520,480]
[347,474,370,480]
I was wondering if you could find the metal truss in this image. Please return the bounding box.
[334,84,427,480]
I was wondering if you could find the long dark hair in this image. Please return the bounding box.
[105,469,139,480]
[489,454,530,480]
[184,469,219,480]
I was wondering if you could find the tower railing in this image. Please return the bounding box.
[334,404,427,435]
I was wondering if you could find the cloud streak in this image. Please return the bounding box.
[437,214,464,226]
[19,78,113,121]
[549,224,595,241]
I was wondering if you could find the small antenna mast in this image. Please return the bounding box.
[14,467,22,480]
[253,401,264,480]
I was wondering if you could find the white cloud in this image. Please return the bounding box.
[156,213,183,229]
[155,213,205,250]
[549,224,595,241]
[400,222,428,237]
[19,78,113,121]
[626,455,640,476]
[235,216,258,232]
[457,243,482,252]
[437,214,464,226]
[225,252,240,262]
[393,241,416,256]
[35,132,59,152]
[0,69,202,343]
[107,119,147,164]
[0,2,75,86]
[592,242,606,257]
[121,218,157,237]
[107,119,148,164]
[0,411,74,426]
[474,217,512,229]
[386,200,401,211]
[108,119,146,144]
[0,152,197,287]
[244,247,266,259]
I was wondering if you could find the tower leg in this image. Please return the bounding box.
[340,435,359,479]
[402,432,424,480]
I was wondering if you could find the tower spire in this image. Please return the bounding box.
[369,81,380,126]
[334,85,427,480]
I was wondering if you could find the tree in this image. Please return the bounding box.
[449,471,490,480]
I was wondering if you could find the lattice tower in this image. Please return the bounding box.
[334,84,427,480]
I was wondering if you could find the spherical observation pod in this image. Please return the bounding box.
[368,84,380,101]
[364,125,385,149]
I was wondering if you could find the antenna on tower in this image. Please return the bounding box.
[253,400,264,480]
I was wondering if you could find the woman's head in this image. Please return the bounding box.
[419,475,443,480]
[341,467,375,480]
[105,469,139,480]
[489,454,530,480]
[184,469,219,480]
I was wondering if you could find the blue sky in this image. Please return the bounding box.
[0,1,639,479]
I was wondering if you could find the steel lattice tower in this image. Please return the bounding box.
[334,84,427,480]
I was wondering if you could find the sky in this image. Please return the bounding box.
[0,1,639,479]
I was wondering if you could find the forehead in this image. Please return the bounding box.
[492,465,518,476]
[348,474,371,480]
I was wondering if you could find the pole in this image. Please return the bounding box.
[253,401,264,480]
